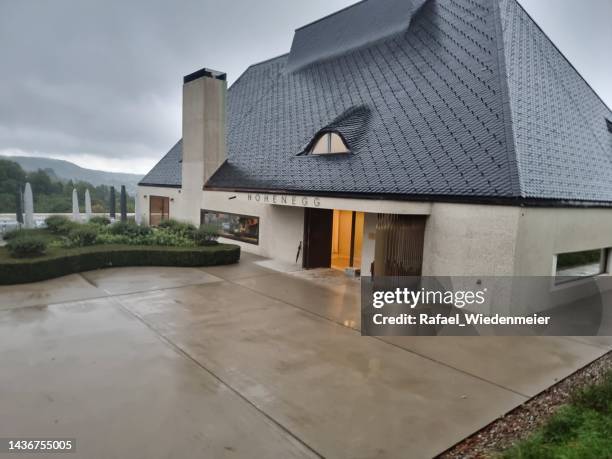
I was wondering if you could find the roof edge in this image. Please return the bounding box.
[203,185,612,208]
[512,0,612,114]
[137,183,182,189]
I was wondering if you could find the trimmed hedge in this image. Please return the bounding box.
[0,244,240,285]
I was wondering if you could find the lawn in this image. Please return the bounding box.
[503,371,612,459]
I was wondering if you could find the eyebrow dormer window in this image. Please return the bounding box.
[310,132,349,154]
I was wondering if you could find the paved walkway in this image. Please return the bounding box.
[0,253,610,458]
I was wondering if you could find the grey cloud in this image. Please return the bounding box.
[0,0,610,173]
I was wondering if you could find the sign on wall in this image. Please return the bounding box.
[247,193,321,208]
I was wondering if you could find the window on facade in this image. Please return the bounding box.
[201,210,259,245]
[310,132,349,155]
[149,196,169,226]
[555,249,607,284]
[606,118,612,133]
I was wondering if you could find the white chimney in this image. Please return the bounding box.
[181,68,227,224]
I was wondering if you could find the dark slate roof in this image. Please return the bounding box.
[138,140,182,188]
[144,0,612,204]
[500,0,612,202]
[286,0,429,72]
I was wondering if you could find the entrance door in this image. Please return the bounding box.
[331,210,365,270]
[149,196,170,226]
[303,208,333,269]
[374,214,426,276]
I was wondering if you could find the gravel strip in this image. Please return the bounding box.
[438,349,612,459]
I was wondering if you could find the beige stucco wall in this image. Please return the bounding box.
[137,186,183,226]
[181,75,227,225]
[138,185,612,284]
[514,207,612,276]
[360,212,377,276]
[202,190,304,263]
[422,203,521,276]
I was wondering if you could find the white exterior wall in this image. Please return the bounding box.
[202,190,304,263]
[422,203,521,276]
[137,186,183,226]
[514,207,612,276]
[137,185,612,290]
[360,212,378,276]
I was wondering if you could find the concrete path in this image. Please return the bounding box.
[0,253,610,459]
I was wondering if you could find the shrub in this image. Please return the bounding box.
[6,235,47,258]
[194,224,219,246]
[67,225,98,247]
[95,228,193,247]
[95,233,132,245]
[89,216,111,226]
[0,244,240,284]
[109,221,152,237]
[147,229,194,247]
[45,215,76,235]
[157,219,197,238]
[3,228,41,240]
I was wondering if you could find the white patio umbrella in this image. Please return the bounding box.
[85,189,92,221]
[23,182,34,229]
[72,189,80,222]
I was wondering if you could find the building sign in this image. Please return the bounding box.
[247,193,321,208]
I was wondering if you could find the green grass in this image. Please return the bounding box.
[503,371,612,459]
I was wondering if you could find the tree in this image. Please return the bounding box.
[109,186,116,218]
[0,159,135,214]
[120,185,127,222]
[15,187,23,224]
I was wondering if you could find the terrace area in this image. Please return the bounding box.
[1,253,611,458]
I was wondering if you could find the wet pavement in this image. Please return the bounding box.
[0,252,610,459]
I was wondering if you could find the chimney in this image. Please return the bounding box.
[181,67,227,224]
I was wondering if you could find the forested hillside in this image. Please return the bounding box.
[0,159,134,213]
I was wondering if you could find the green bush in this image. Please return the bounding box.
[157,219,197,238]
[109,221,152,237]
[95,227,193,247]
[44,215,76,235]
[0,244,240,284]
[146,229,194,247]
[67,225,98,247]
[194,224,219,246]
[3,228,41,240]
[6,235,47,258]
[89,216,111,226]
[95,233,132,245]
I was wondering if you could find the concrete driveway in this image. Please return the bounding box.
[0,253,610,459]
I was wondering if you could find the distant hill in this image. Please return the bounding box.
[5,156,143,195]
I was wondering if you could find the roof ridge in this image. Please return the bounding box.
[294,0,369,32]
[491,0,522,197]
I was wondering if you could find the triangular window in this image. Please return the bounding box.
[309,132,349,155]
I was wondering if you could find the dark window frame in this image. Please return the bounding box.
[201,209,260,245]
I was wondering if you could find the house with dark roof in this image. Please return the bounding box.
[138,0,612,283]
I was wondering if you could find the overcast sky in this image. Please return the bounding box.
[0,0,610,175]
